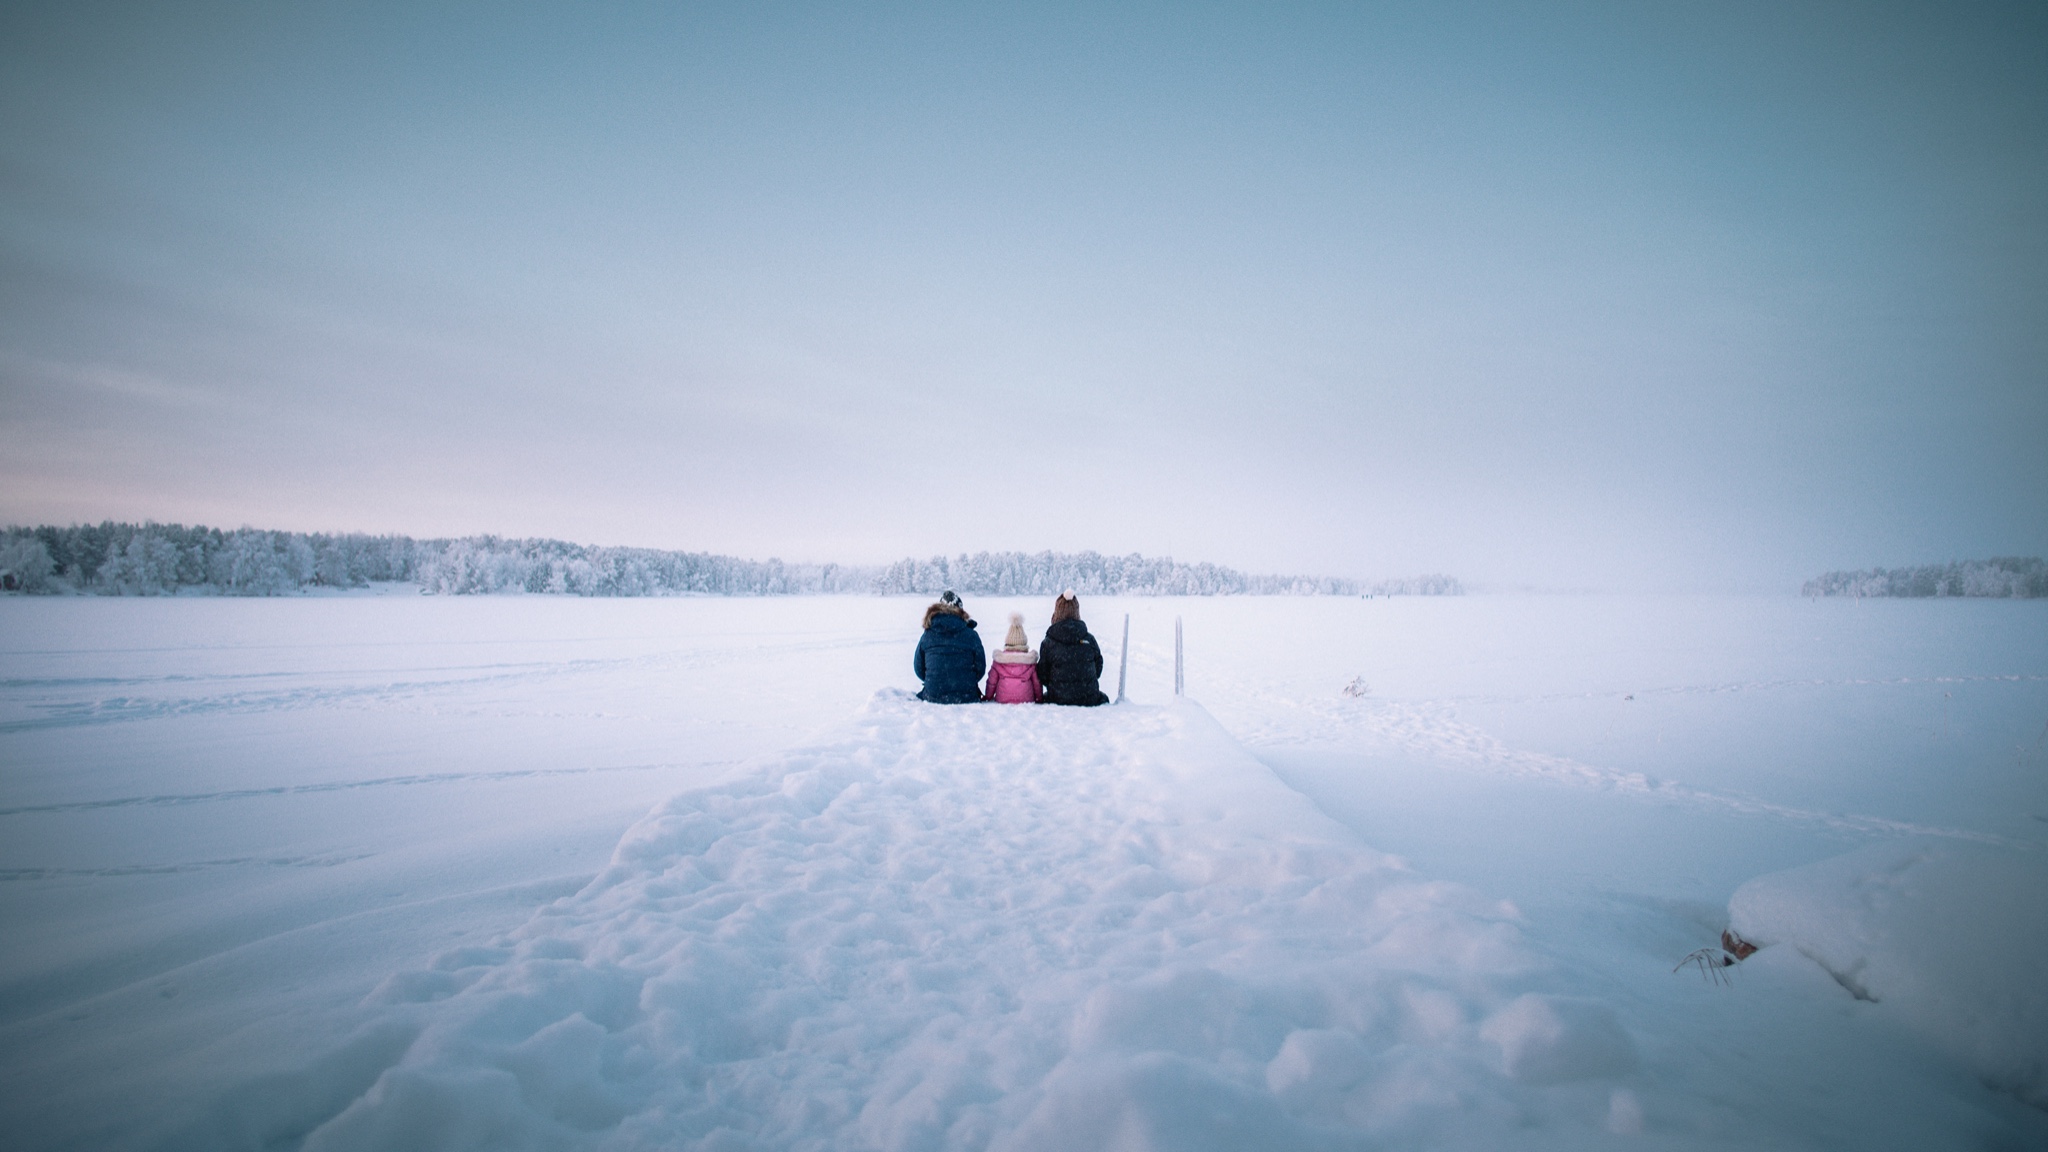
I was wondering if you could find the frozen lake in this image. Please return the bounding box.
[2,592,2044,1149]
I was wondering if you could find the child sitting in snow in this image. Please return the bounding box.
[983,614,1042,704]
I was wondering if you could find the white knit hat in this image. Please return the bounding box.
[1004,613,1028,650]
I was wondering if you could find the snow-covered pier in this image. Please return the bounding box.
[257,694,1628,1150]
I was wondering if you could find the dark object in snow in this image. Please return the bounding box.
[1675,947,1738,985]
[915,610,985,704]
[1675,929,1760,986]
[1722,929,1759,960]
[1342,677,1370,698]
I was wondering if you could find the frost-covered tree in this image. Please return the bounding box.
[313,540,359,587]
[0,534,55,592]
[206,530,293,595]
[97,534,183,594]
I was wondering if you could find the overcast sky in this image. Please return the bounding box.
[2,2,2042,591]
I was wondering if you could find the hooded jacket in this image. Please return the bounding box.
[914,613,986,704]
[1038,618,1109,706]
[984,648,1042,704]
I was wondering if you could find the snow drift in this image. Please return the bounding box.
[1730,839,2048,1108]
[194,693,1644,1150]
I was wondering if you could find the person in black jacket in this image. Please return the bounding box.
[1038,590,1109,706]
[914,591,986,704]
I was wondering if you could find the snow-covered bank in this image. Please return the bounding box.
[1732,840,2048,1107]
[191,694,1636,1151]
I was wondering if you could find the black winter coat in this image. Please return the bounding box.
[914,614,986,704]
[1039,618,1109,706]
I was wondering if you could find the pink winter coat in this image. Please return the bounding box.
[984,650,1041,703]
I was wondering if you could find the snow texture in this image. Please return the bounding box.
[1731,839,2048,1107]
[6,593,2047,1150]
[274,693,1622,1150]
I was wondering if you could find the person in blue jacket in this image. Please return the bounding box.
[914,591,986,704]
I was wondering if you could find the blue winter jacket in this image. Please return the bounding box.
[914,614,986,704]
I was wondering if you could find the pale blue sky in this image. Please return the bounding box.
[2,2,2043,590]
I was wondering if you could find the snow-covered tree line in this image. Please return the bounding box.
[1365,573,1465,597]
[0,523,1463,599]
[411,537,871,597]
[872,551,1462,598]
[0,523,424,595]
[1803,557,2046,599]
[0,524,865,597]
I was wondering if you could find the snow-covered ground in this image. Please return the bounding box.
[1,593,2044,1149]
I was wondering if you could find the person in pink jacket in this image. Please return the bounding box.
[983,613,1042,703]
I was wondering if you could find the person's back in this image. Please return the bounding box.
[1039,591,1109,706]
[984,613,1041,703]
[914,593,986,704]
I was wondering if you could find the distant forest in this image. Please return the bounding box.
[1803,557,2046,599]
[0,522,1463,599]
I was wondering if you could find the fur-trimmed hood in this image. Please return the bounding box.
[992,648,1038,664]
[923,601,974,630]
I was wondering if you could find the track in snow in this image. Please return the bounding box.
[1215,682,2020,845]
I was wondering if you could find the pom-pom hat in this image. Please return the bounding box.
[1052,588,1081,623]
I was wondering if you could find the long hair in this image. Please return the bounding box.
[1051,592,1080,624]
